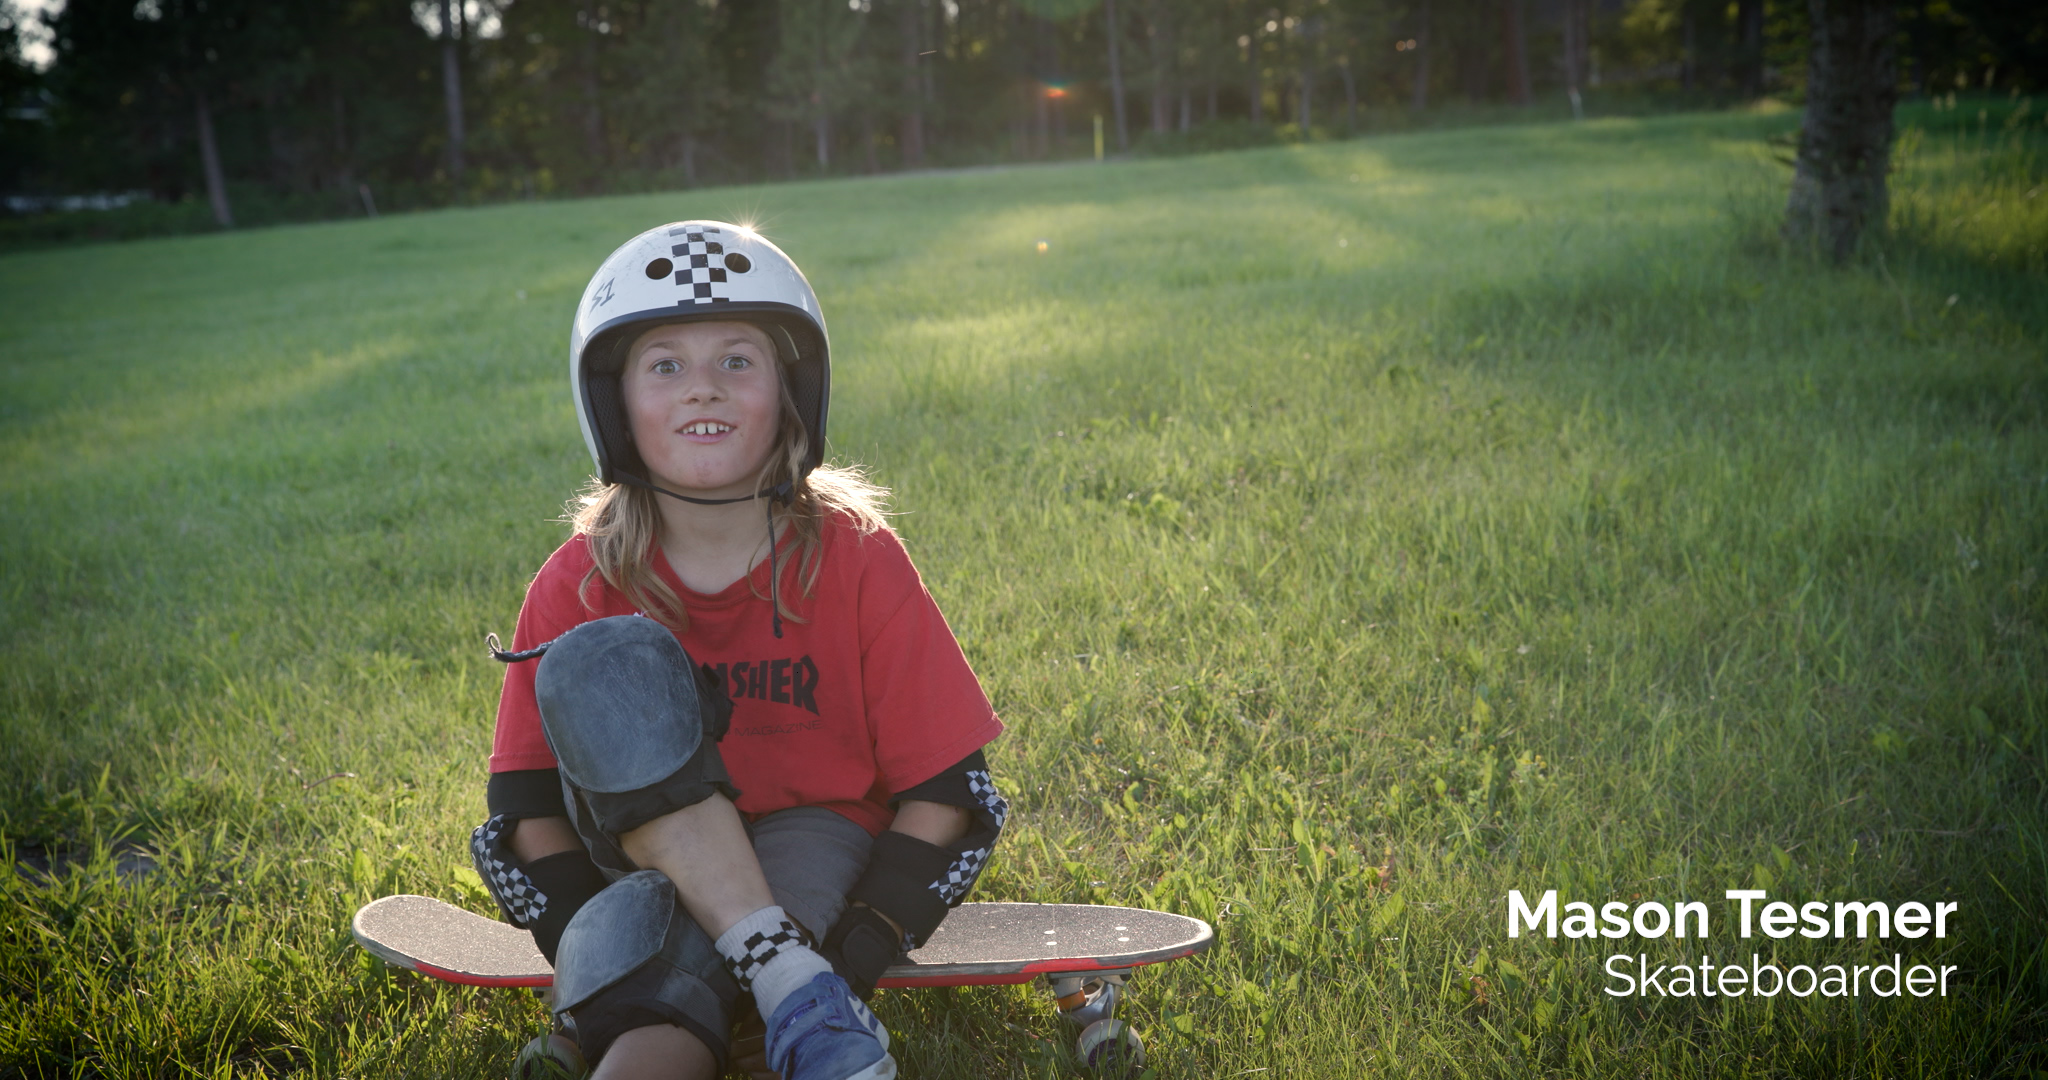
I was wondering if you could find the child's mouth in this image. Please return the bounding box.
[679,421,734,442]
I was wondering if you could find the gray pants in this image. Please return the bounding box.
[533,616,873,1066]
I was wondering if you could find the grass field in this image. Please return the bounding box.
[2,101,2044,1078]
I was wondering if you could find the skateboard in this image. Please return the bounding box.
[352,894,1213,1073]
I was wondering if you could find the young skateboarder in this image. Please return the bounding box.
[471,222,1008,1080]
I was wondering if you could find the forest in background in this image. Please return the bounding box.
[0,0,2042,240]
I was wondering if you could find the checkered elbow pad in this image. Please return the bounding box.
[928,770,1008,907]
[469,814,549,928]
[967,769,1009,828]
[723,919,809,992]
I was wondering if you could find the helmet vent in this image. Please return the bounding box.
[644,258,673,280]
[724,253,752,274]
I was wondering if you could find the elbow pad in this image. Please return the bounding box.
[468,813,609,966]
[824,757,1010,993]
[826,831,954,995]
[890,753,1009,908]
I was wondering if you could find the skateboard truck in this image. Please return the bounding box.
[1045,970,1143,1075]
[1046,970,1128,1026]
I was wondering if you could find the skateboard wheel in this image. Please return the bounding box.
[1076,1019,1144,1076]
[1054,975,1122,1026]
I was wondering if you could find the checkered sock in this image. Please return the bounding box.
[714,905,834,1017]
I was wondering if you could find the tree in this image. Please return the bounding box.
[1736,0,1763,95]
[1502,0,1530,104]
[611,0,727,184]
[1103,0,1129,149]
[1,1,49,194]
[1784,0,1898,262]
[436,0,465,185]
[894,0,924,167]
[47,0,269,226]
[767,0,874,172]
[1559,0,1587,116]
[1409,0,1430,111]
[1142,0,1174,135]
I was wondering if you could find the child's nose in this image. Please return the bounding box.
[679,366,725,401]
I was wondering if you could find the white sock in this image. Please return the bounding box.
[714,905,835,1018]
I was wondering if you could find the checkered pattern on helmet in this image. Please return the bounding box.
[930,845,992,907]
[667,225,733,305]
[723,918,809,992]
[469,814,549,927]
[966,769,1009,828]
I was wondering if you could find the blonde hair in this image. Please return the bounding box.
[568,349,888,631]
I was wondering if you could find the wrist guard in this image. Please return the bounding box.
[847,830,955,946]
[822,903,901,997]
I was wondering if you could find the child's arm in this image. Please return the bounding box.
[887,800,970,847]
[508,815,584,862]
[842,799,970,943]
[823,750,1008,993]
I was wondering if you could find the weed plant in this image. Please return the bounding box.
[1,107,2043,1077]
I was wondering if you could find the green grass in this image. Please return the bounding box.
[3,101,2044,1078]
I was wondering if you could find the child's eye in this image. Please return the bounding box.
[721,354,752,371]
[652,358,680,375]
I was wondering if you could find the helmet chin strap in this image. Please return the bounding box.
[615,471,796,639]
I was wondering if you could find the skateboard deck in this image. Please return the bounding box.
[351,894,1213,989]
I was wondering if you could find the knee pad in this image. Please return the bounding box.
[553,870,736,1066]
[552,871,677,1013]
[534,615,735,836]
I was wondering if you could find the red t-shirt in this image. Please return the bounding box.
[489,514,1002,836]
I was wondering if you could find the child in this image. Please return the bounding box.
[471,222,1008,1080]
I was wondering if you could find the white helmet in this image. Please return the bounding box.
[569,221,830,488]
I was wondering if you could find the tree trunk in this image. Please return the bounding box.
[1298,63,1311,130]
[1105,0,1129,150]
[682,132,697,184]
[1179,88,1191,131]
[1147,3,1171,135]
[1051,17,1067,147]
[330,88,355,203]
[1561,0,1583,117]
[1340,55,1357,132]
[579,32,605,171]
[1249,34,1265,124]
[1737,0,1765,96]
[194,87,233,228]
[1034,84,1050,157]
[1784,0,1898,263]
[438,0,465,184]
[1680,6,1696,92]
[1503,0,1530,104]
[1411,0,1431,112]
[898,0,924,167]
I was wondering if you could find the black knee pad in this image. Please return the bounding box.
[553,870,736,1068]
[534,615,736,836]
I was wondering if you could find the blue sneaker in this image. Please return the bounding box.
[762,972,897,1080]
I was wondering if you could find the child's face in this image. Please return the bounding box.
[620,320,783,497]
